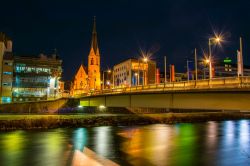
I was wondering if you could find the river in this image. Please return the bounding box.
[0,120,249,166]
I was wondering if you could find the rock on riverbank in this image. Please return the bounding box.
[0,113,249,131]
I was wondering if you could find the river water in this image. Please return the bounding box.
[0,120,250,166]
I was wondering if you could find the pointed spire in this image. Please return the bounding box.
[90,16,99,55]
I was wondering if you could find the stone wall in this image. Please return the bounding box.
[0,98,71,113]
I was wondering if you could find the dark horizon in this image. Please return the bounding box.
[1,0,250,80]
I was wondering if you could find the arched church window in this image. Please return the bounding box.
[91,58,94,65]
[80,81,83,88]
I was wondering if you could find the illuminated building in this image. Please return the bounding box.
[113,58,156,87]
[71,17,101,95]
[71,65,88,96]
[213,57,250,77]
[0,33,62,103]
[87,17,101,90]
[12,54,62,102]
[0,33,14,103]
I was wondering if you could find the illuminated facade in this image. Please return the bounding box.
[113,58,156,87]
[0,33,14,103]
[71,17,101,95]
[12,54,62,102]
[213,58,250,77]
[0,33,62,103]
[87,17,101,90]
[71,65,88,96]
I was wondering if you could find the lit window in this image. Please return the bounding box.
[1,97,11,103]
[3,72,12,75]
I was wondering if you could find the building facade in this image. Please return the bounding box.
[0,33,62,103]
[0,33,13,103]
[213,57,250,77]
[113,58,156,87]
[71,65,88,96]
[71,17,101,95]
[12,54,62,102]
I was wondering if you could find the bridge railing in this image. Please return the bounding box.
[83,76,250,96]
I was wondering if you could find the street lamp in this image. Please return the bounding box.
[134,73,138,86]
[143,57,148,86]
[102,69,111,90]
[203,58,210,79]
[186,59,193,81]
[208,36,222,79]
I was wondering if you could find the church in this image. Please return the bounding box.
[71,18,101,96]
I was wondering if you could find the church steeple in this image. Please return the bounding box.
[90,16,99,55]
[88,16,101,90]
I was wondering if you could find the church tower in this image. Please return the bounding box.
[88,17,101,90]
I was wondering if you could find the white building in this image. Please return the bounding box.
[113,58,156,87]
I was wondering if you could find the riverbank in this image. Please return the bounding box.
[0,112,250,130]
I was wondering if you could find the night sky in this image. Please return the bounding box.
[1,0,250,80]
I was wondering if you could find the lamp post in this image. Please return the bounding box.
[208,36,221,79]
[194,48,198,81]
[164,56,167,83]
[102,69,111,90]
[112,69,115,88]
[204,58,210,79]
[134,73,138,86]
[186,60,191,81]
[143,57,148,86]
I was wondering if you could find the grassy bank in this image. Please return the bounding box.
[0,112,250,130]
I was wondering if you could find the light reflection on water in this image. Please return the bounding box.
[0,120,249,166]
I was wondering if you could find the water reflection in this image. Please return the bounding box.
[0,121,250,166]
[72,128,87,151]
[238,120,250,161]
[31,129,67,166]
[223,121,235,145]
[0,131,26,166]
[93,126,114,158]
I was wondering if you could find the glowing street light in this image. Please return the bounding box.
[205,58,210,64]
[143,57,148,62]
[208,35,222,79]
[102,69,111,90]
[142,56,149,86]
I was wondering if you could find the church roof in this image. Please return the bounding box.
[72,64,88,81]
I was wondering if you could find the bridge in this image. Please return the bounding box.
[79,77,250,112]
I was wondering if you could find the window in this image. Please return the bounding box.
[1,97,11,103]
[4,62,12,66]
[3,82,11,86]
[3,72,12,75]
[91,58,94,65]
